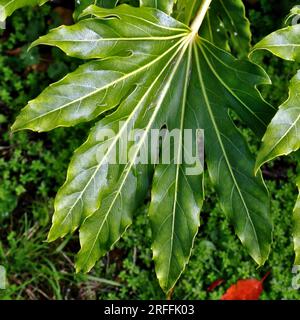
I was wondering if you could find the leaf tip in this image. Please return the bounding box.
[75,263,82,274]
[28,40,40,52]
[47,225,61,243]
[251,249,269,268]
[10,119,24,133]
[75,253,94,274]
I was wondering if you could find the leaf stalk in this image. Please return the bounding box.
[190,0,213,35]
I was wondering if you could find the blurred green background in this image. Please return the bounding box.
[0,0,299,299]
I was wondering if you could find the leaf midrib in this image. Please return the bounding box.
[194,41,261,260]
[79,35,194,269]
[40,33,187,42]
[261,108,300,157]
[200,40,274,128]
[17,36,187,129]
[57,37,187,229]
[3,0,15,9]
[165,42,192,290]
[86,6,189,33]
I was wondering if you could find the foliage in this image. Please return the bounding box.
[0,0,298,298]
[251,6,300,265]
[8,0,277,294]
[0,4,82,225]
[0,0,48,21]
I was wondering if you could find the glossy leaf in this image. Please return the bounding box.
[140,0,174,15]
[148,45,203,292]
[252,20,300,169]
[255,71,300,170]
[13,3,273,293]
[252,11,300,266]
[0,0,48,21]
[252,24,300,62]
[73,0,118,20]
[201,0,251,57]
[174,0,251,57]
[12,5,188,132]
[192,40,273,266]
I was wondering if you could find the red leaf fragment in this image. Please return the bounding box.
[221,272,270,300]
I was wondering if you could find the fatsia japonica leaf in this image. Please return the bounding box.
[174,0,251,57]
[12,5,189,131]
[255,71,300,170]
[252,24,300,62]
[294,175,300,265]
[251,11,300,265]
[201,0,251,57]
[252,23,300,169]
[73,0,118,21]
[190,40,273,267]
[140,0,175,15]
[13,3,274,293]
[0,0,48,21]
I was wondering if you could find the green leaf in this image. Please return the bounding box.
[40,6,190,244]
[202,0,251,58]
[252,24,300,62]
[13,4,273,293]
[174,0,251,57]
[12,5,188,132]
[149,45,203,292]
[251,9,300,267]
[73,0,118,21]
[192,39,273,266]
[140,0,174,15]
[252,21,300,170]
[255,71,300,170]
[294,175,300,265]
[0,0,48,21]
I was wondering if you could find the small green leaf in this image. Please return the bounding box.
[140,0,174,15]
[251,9,300,266]
[256,71,300,171]
[0,0,48,21]
[73,0,118,21]
[252,24,300,62]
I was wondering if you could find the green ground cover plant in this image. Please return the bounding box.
[0,0,299,299]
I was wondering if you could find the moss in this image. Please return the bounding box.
[0,1,299,300]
